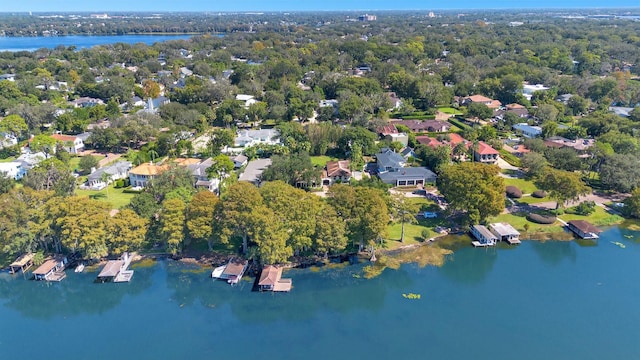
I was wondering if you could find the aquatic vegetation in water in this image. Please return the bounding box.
[611,241,626,249]
[130,258,156,269]
[402,293,421,300]
[362,245,452,279]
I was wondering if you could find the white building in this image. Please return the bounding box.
[522,84,550,101]
[234,129,281,147]
[236,94,257,108]
[513,123,542,138]
[0,162,27,180]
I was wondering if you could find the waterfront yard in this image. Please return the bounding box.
[75,185,137,209]
[386,197,448,248]
[490,204,624,234]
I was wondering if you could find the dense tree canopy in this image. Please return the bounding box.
[438,162,505,224]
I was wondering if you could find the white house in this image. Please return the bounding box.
[522,84,550,101]
[51,134,85,154]
[231,154,248,169]
[179,67,193,77]
[84,161,132,190]
[16,152,46,169]
[234,129,281,147]
[236,94,257,108]
[69,97,104,108]
[0,162,27,180]
[513,123,542,138]
[0,74,16,82]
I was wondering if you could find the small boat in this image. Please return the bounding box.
[624,235,634,239]
[75,263,85,273]
[611,241,626,249]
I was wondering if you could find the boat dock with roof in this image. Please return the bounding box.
[258,265,292,292]
[470,225,498,247]
[489,223,521,244]
[211,258,248,285]
[32,255,68,282]
[97,252,134,283]
[9,253,34,274]
[566,220,602,239]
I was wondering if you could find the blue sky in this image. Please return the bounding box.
[3,1,639,12]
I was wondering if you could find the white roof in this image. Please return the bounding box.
[489,223,520,236]
[236,94,255,101]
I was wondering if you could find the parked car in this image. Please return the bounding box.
[423,212,438,218]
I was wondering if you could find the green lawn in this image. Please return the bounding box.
[488,212,564,233]
[516,195,550,204]
[503,177,538,194]
[386,197,447,247]
[69,155,102,173]
[437,107,463,115]
[75,185,136,209]
[560,206,624,227]
[310,155,338,167]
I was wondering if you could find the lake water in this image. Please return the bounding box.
[1,227,640,359]
[0,34,198,52]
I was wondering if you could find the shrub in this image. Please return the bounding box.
[506,186,523,198]
[532,190,547,198]
[527,213,557,224]
[114,179,125,188]
[568,201,596,216]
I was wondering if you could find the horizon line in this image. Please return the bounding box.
[1,7,640,14]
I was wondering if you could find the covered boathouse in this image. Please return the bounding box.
[489,223,521,244]
[211,258,249,285]
[32,255,68,281]
[97,252,134,283]
[567,220,602,239]
[10,253,34,274]
[258,265,292,292]
[470,225,498,247]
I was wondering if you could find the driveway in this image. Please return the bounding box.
[497,157,519,171]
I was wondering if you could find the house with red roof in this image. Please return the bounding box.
[416,136,443,148]
[50,133,85,154]
[322,160,352,185]
[473,141,499,164]
[376,124,398,137]
[463,95,502,109]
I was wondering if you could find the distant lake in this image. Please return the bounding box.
[2,227,640,359]
[0,34,201,52]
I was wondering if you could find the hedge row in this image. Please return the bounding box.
[527,213,557,224]
[447,117,471,130]
[498,150,521,167]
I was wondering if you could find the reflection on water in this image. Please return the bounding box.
[530,240,577,266]
[1,228,640,359]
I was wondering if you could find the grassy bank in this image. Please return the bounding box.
[75,185,136,209]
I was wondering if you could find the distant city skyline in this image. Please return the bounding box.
[2,0,639,12]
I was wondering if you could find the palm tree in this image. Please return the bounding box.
[148,149,159,163]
